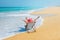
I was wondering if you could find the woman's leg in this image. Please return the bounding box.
[25,25,27,31]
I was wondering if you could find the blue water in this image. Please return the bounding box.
[0,7,27,12]
[0,7,38,12]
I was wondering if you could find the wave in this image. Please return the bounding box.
[0,7,46,17]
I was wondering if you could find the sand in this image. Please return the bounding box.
[4,7,60,40]
[32,7,60,14]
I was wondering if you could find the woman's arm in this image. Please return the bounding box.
[22,20,27,24]
[22,17,28,23]
[34,16,40,21]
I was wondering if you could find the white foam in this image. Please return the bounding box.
[0,15,44,40]
[6,14,31,17]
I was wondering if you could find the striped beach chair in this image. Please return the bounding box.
[25,22,36,32]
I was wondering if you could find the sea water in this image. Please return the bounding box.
[0,7,54,40]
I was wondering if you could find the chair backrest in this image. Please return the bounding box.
[26,22,35,30]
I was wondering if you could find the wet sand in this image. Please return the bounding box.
[4,7,60,40]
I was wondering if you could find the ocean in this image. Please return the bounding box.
[0,7,55,40]
[0,7,34,12]
[0,7,44,40]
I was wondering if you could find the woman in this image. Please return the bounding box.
[23,16,40,33]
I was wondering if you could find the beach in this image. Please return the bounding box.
[4,7,60,40]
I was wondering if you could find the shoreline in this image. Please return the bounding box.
[3,7,60,40]
[4,14,60,40]
[3,14,55,40]
[1,15,44,40]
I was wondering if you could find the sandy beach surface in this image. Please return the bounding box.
[4,7,60,40]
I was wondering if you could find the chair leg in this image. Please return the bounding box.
[33,27,36,32]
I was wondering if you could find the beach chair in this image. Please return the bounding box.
[25,22,36,32]
[25,16,40,32]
